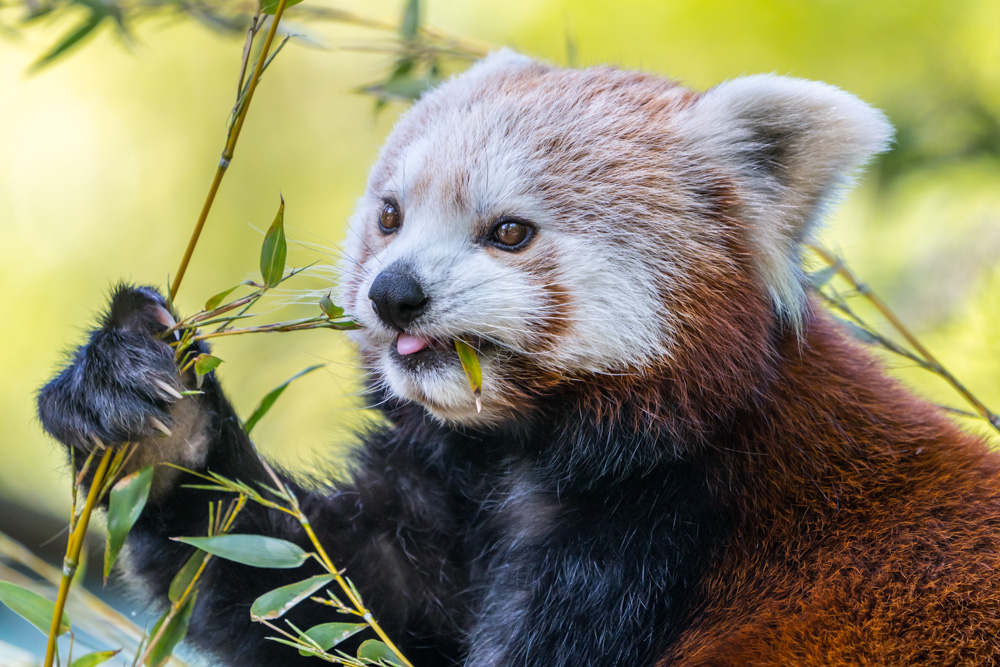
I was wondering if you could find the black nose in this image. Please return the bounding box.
[368,269,429,331]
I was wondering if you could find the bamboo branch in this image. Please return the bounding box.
[809,243,1000,434]
[190,317,359,342]
[258,462,414,667]
[169,0,291,302]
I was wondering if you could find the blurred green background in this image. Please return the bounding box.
[1,0,998,525]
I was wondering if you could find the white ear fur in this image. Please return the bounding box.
[463,48,535,79]
[679,75,893,324]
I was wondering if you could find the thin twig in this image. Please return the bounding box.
[236,12,264,99]
[809,243,1000,434]
[190,317,358,342]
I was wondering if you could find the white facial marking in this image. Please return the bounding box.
[333,54,891,426]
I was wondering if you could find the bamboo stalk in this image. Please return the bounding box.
[169,0,291,302]
[190,318,358,342]
[43,447,114,667]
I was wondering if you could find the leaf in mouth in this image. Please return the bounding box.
[454,339,482,413]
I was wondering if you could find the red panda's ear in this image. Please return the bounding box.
[466,49,536,79]
[677,75,893,326]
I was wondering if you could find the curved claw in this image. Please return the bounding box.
[153,378,184,400]
[149,417,173,437]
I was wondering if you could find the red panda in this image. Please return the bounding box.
[38,51,1000,666]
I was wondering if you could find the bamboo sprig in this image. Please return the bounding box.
[169,0,290,303]
[257,461,413,667]
[256,618,340,662]
[165,266,319,336]
[809,243,1000,434]
[43,446,115,667]
[164,271,358,367]
[168,464,414,667]
[134,495,246,667]
[190,315,360,342]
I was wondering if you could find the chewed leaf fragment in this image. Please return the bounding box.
[193,353,223,376]
[454,339,482,413]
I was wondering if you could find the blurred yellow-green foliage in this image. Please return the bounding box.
[1,0,998,521]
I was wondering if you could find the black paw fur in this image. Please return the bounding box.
[37,284,189,453]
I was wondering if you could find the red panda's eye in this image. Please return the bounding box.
[490,219,534,250]
[378,201,401,234]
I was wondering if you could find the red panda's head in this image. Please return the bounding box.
[340,51,892,427]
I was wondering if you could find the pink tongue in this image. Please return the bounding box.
[397,333,431,355]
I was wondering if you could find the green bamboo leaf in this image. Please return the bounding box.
[836,318,881,345]
[357,639,403,666]
[244,364,324,435]
[454,339,482,413]
[297,622,367,657]
[360,74,441,103]
[319,293,344,319]
[400,0,420,40]
[260,0,305,15]
[260,197,287,289]
[173,535,308,568]
[168,550,208,603]
[104,465,154,580]
[71,649,122,667]
[145,591,197,667]
[205,283,249,311]
[0,580,70,636]
[194,354,223,377]
[251,574,334,621]
[808,263,841,289]
[30,11,104,72]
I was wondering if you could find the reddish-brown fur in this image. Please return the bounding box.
[652,305,1000,665]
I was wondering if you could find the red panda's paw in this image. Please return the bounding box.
[37,285,210,472]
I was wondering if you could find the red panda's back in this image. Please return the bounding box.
[663,312,1000,666]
